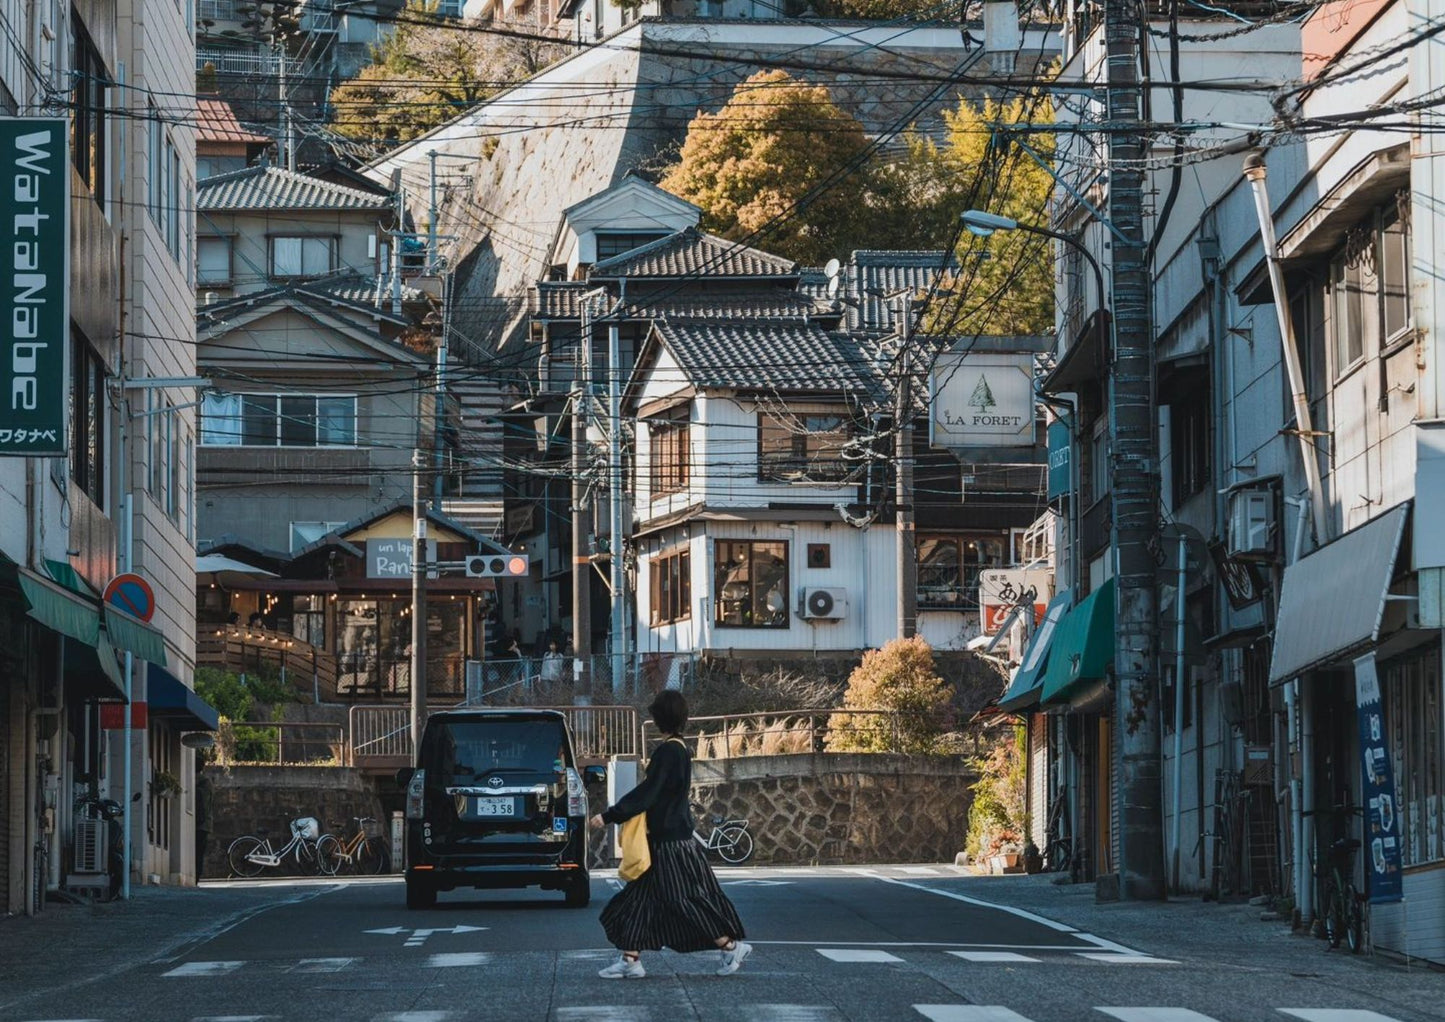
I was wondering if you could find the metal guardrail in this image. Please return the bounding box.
[217,721,348,766]
[196,48,305,77]
[347,703,641,768]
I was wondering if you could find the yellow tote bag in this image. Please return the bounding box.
[617,814,651,882]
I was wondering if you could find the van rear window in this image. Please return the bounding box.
[430,721,568,783]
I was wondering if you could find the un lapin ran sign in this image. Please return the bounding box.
[929,352,1036,450]
[0,119,68,457]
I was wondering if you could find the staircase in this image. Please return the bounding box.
[446,355,509,506]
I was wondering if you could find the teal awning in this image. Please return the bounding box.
[19,569,101,645]
[1041,578,1116,705]
[104,607,168,666]
[997,590,1072,713]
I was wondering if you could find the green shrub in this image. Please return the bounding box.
[965,726,1028,861]
[195,666,296,764]
[826,637,954,754]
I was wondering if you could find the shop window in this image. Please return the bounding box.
[758,412,857,483]
[917,535,1006,610]
[649,412,689,498]
[650,548,691,626]
[290,594,326,648]
[1383,646,1443,866]
[714,540,788,628]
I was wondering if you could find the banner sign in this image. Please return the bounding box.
[979,568,1052,635]
[930,352,1036,450]
[1353,652,1404,904]
[1046,419,1071,499]
[0,119,68,457]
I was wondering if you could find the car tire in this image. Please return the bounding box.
[406,876,437,910]
[564,871,590,908]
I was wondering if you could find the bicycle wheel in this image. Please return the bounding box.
[1045,839,1072,874]
[296,838,324,876]
[715,825,754,865]
[1344,885,1364,953]
[315,834,343,876]
[227,836,266,878]
[1321,880,1343,947]
[358,836,388,875]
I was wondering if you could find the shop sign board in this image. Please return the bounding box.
[1354,652,1403,904]
[0,119,69,457]
[930,352,1036,450]
[367,538,438,579]
[979,568,1052,635]
[1046,419,1071,499]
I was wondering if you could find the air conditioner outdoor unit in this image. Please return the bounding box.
[800,587,847,620]
[1227,489,1275,560]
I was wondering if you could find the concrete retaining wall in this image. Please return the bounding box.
[690,753,975,865]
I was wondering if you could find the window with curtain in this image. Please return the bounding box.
[270,236,336,278]
[650,549,691,626]
[197,236,232,285]
[714,540,788,628]
[202,393,356,447]
[199,391,243,446]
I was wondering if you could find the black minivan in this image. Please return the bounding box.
[398,709,603,910]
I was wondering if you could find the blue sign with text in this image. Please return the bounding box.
[1354,653,1403,904]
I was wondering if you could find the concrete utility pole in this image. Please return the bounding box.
[571,302,594,698]
[895,293,917,640]
[607,321,626,696]
[1104,0,1165,899]
[410,449,427,753]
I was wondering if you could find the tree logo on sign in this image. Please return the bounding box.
[969,375,996,413]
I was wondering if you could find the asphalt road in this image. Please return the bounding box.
[5,866,1435,1022]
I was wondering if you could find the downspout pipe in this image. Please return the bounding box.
[1242,154,1329,544]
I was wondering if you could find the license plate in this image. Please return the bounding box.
[472,797,515,817]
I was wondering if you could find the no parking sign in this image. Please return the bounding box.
[103,572,156,623]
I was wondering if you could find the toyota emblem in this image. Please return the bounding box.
[487,776,504,788]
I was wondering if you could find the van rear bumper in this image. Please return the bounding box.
[404,830,588,890]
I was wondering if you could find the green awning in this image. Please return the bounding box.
[104,607,168,666]
[64,632,127,702]
[997,590,1072,713]
[1040,578,1115,705]
[19,569,101,645]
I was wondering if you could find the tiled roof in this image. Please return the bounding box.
[590,228,797,279]
[651,318,883,396]
[528,281,819,320]
[306,275,425,307]
[196,98,269,146]
[198,164,393,212]
[529,282,589,318]
[849,250,955,332]
[197,276,422,324]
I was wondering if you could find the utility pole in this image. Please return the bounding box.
[1104,0,1165,899]
[410,449,427,753]
[571,301,594,700]
[607,321,626,696]
[895,293,917,640]
[427,151,438,274]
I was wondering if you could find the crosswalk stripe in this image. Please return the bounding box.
[191,1017,274,1021]
[287,958,354,973]
[740,1008,843,1022]
[1279,1012,1408,1022]
[425,952,491,968]
[948,951,1040,963]
[370,1014,459,1022]
[900,866,942,875]
[816,948,904,963]
[554,1009,650,1022]
[162,961,245,978]
[1098,1010,1223,1022]
[1076,953,1179,965]
[914,1007,1035,1022]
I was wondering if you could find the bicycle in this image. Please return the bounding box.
[1042,787,1073,875]
[226,816,326,877]
[318,816,391,876]
[691,802,754,864]
[1307,804,1365,953]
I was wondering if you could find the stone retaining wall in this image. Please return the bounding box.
[690,754,974,865]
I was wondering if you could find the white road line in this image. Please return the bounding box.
[900,866,942,875]
[948,951,1041,963]
[1076,954,1179,965]
[914,1007,1036,1022]
[554,1009,650,1022]
[162,961,246,978]
[425,952,491,968]
[751,940,1092,949]
[1097,1010,1223,1022]
[741,1008,843,1022]
[370,1014,459,1022]
[816,948,904,963]
[857,873,1084,936]
[287,958,354,973]
[191,1017,276,1021]
[1279,1012,1408,1022]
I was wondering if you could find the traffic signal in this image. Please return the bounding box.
[464,554,529,578]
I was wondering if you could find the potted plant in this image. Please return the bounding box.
[151,769,183,800]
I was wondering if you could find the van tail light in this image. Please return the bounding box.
[406,769,426,820]
[566,767,586,817]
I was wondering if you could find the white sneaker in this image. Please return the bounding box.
[598,955,645,980]
[717,940,752,975]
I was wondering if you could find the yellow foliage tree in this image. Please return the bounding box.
[827,636,954,754]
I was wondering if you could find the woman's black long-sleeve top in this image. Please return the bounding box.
[600,738,694,842]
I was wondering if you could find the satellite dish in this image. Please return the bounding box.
[826,275,841,300]
[823,258,841,280]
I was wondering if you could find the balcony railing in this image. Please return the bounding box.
[196,48,305,78]
[198,0,241,21]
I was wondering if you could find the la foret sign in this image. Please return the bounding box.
[0,119,69,457]
[929,351,1036,451]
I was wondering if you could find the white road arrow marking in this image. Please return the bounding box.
[722,879,794,887]
[365,924,488,947]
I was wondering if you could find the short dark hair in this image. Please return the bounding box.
[649,689,688,735]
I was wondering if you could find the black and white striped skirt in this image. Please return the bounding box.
[599,837,747,953]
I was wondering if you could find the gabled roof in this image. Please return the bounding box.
[196,97,269,146]
[644,318,884,397]
[198,164,393,213]
[196,275,422,327]
[848,249,955,333]
[590,228,797,280]
[290,499,512,560]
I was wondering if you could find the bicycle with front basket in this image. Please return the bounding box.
[227,815,326,877]
[691,802,754,864]
[318,816,391,876]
